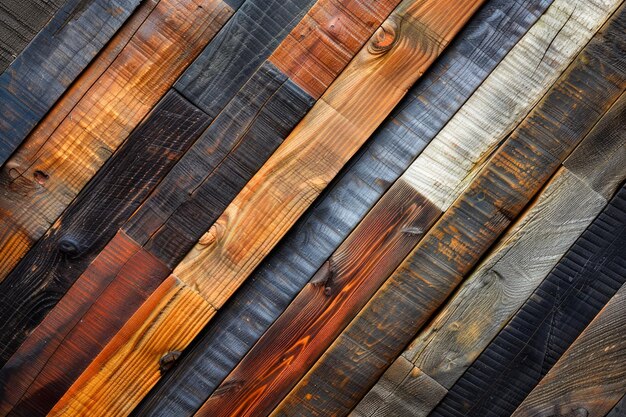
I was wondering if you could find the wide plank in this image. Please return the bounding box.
[134,1,554,414]
[0,0,140,165]
[511,281,626,417]
[0,0,233,280]
[272,4,626,415]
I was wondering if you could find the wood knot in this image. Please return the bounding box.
[33,170,49,185]
[198,224,222,247]
[311,259,334,296]
[58,238,81,257]
[368,18,398,55]
[159,351,181,374]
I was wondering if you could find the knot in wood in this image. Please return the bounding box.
[198,224,221,247]
[368,18,398,55]
[159,350,181,374]
[58,238,80,257]
[33,170,49,185]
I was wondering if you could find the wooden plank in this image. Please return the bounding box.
[0,0,66,72]
[0,90,211,368]
[510,281,626,417]
[431,186,626,417]
[0,0,234,281]
[0,231,170,417]
[48,275,216,416]
[606,393,626,417]
[134,1,554,414]
[0,0,141,165]
[271,5,626,415]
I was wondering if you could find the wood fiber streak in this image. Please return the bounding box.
[0,0,66,71]
[0,0,140,164]
[134,1,552,414]
[511,281,626,417]
[49,276,216,417]
[430,161,626,415]
[0,91,210,367]
[0,231,170,417]
[196,185,440,417]
[125,63,314,267]
[274,5,626,415]
[0,0,233,280]
[175,0,317,116]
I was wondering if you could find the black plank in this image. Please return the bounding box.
[431,184,626,417]
[0,0,140,165]
[131,1,554,415]
[125,61,314,267]
[174,0,314,117]
[0,91,210,366]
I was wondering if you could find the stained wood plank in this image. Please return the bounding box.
[0,0,141,165]
[49,275,216,416]
[360,93,626,417]
[0,0,66,72]
[272,5,626,415]
[0,0,233,280]
[134,1,554,414]
[511,281,626,417]
[0,231,170,417]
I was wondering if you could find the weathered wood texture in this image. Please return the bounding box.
[134,1,553,414]
[0,0,66,72]
[0,231,170,417]
[49,275,216,416]
[0,0,140,165]
[510,280,626,417]
[606,393,626,417]
[363,93,626,417]
[273,4,626,415]
[429,136,626,415]
[0,91,210,368]
[0,0,233,281]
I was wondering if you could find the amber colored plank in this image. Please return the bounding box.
[0,0,234,280]
[49,275,215,416]
[0,230,169,416]
[511,282,626,417]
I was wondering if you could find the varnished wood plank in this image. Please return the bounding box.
[134,1,554,414]
[49,275,216,416]
[0,0,66,72]
[511,281,626,417]
[272,4,626,415]
[0,0,234,281]
[0,231,170,417]
[0,0,140,165]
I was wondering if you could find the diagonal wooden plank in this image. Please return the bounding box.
[0,0,141,165]
[0,0,234,281]
[272,4,626,415]
[133,2,555,414]
[511,280,626,417]
[360,92,626,417]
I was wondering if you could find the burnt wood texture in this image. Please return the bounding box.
[133,1,554,415]
[271,3,626,415]
[0,0,141,165]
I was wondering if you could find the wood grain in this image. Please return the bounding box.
[0,90,210,368]
[511,280,626,417]
[49,275,215,417]
[0,0,140,165]
[134,1,554,414]
[0,0,233,280]
[273,4,626,415]
[0,231,170,417]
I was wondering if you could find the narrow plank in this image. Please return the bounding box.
[0,0,66,72]
[0,0,234,280]
[49,275,216,416]
[511,281,626,417]
[0,0,141,165]
[431,186,626,417]
[125,0,398,267]
[0,90,211,367]
[54,0,483,414]
[0,231,170,417]
[134,1,554,414]
[272,5,626,415]
[363,93,626,417]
